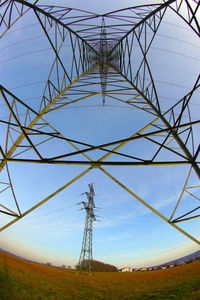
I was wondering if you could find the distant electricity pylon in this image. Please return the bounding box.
[0,1,200,247]
[77,184,97,272]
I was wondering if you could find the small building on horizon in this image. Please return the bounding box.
[120,267,133,272]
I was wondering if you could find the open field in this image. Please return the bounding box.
[0,250,200,300]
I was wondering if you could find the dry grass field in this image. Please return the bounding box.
[0,249,199,300]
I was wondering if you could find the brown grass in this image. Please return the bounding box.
[0,249,200,299]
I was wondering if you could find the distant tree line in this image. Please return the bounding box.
[76,260,117,272]
[61,265,71,269]
[92,260,118,272]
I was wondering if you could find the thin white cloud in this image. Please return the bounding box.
[96,233,133,243]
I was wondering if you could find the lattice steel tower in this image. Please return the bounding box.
[78,184,96,272]
[0,1,200,248]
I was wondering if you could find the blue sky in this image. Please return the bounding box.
[0,0,199,268]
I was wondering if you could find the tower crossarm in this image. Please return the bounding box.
[0,0,98,55]
[107,0,199,58]
[0,0,39,38]
[0,63,98,174]
[163,0,200,37]
[0,1,99,95]
[107,1,174,57]
[107,63,200,181]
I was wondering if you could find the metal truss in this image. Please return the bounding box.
[0,0,200,247]
[163,0,200,37]
[77,183,97,272]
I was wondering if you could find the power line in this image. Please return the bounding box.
[0,47,52,65]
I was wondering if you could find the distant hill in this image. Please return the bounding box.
[0,248,23,259]
[92,260,118,272]
[164,250,200,266]
[76,260,118,272]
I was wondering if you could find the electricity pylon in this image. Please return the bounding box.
[0,1,200,248]
[77,184,96,272]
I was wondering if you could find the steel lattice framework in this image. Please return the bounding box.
[0,0,200,247]
[77,183,96,272]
